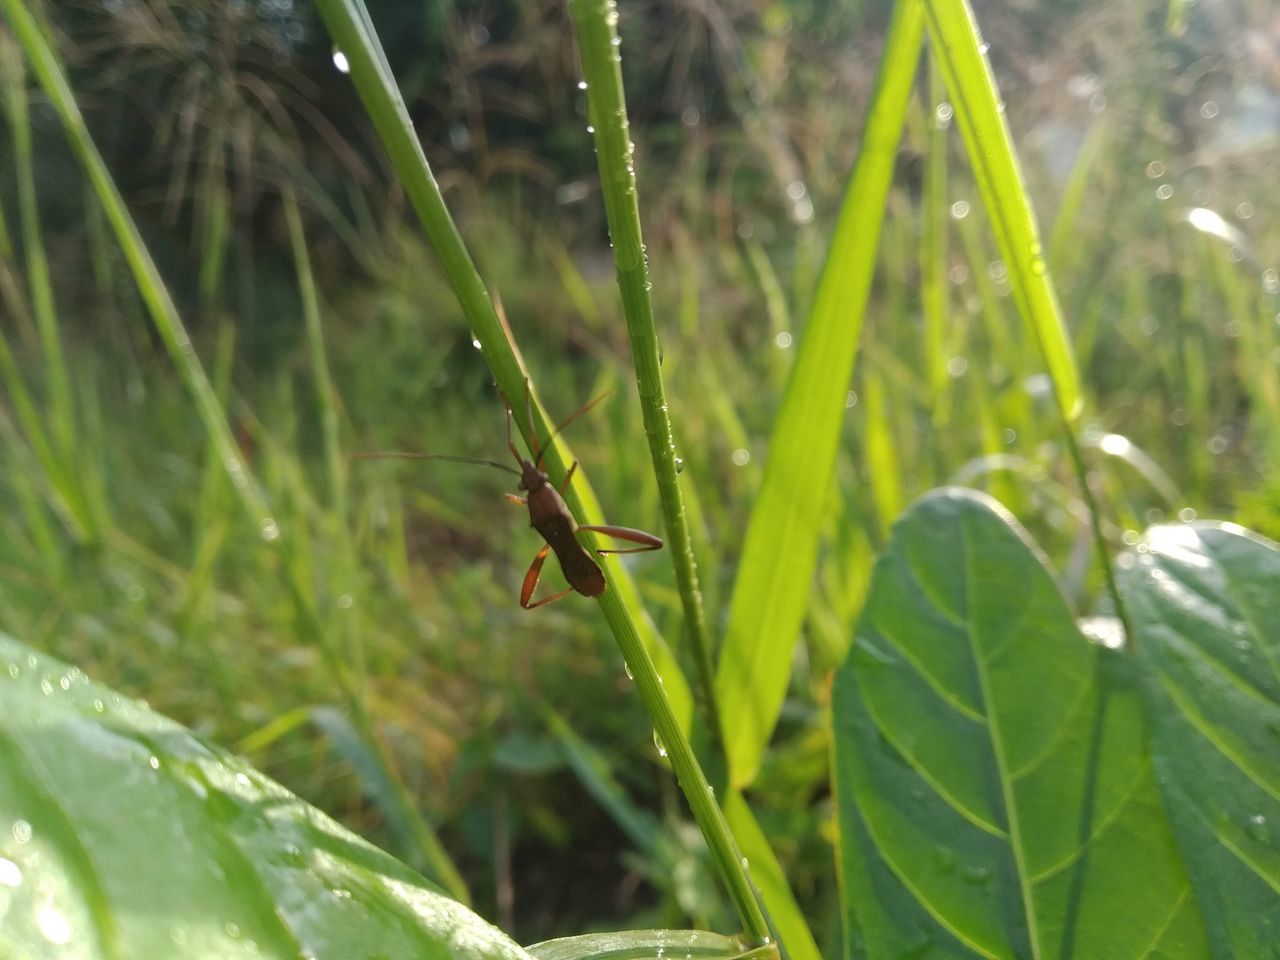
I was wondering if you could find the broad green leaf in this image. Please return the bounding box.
[1120,522,1280,957]
[716,0,925,791]
[0,636,529,960]
[833,490,1207,959]
[527,931,761,960]
[922,0,1082,422]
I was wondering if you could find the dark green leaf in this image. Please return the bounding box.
[1121,522,1280,957]
[833,490,1207,958]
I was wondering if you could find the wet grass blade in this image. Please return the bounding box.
[715,0,925,790]
[922,0,1082,423]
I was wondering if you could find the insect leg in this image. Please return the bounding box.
[521,543,575,608]
[558,461,579,494]
[579,524,664,555]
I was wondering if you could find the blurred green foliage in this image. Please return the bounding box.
[0,0,1278,948]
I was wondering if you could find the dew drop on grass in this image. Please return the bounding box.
[652,730,667,758]
[259,518,280,542]
[623,659,633,681]
[0,857,22,888]
[674,456,684,474]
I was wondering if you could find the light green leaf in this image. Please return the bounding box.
[1121,522,1280,957]
[527,930,760,960]
[715,0,925,791]
[833,490,1207,959]
[922,0,1082,422]
[0,636,528,960]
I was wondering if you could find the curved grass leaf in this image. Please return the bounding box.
[1119,523,1280,957]
[833,490,1207,959]
[716,0,925,791]
[0,635,528,960]
[527,930,759,960]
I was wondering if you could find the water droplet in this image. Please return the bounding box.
[331,50,350,74]
[1200,100,1219,119]
[225,921,241,938]
[37,906,71,945]
[950,200,970,219]
[674,457,684,474]
[1146,160,1166,179]
[1237,201,1254,219]
[962,864,992,885]
[586,124,595,134]
[845,390,858,408]
[7,663,18,679]
[774,331,792,349]
[1247,814,1268,842]
[1156,184,1174,200]
[577,80,588,90]
[977,42,990,55]
[11,820,32,844]
[731,448,750,466]
[932,845,957,874]
[652,730,667,758]
[259,518,280,542]
[337,594,354,610]
[623,659,634,681]
[149,755,161,771]
[947,356,968,378]
[934,102,953,128]
[1178,507,1197,522]
[0,857,21,888]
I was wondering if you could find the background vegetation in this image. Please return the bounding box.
[0,0,1277,950]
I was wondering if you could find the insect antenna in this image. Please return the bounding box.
[350,451,521,477]
[534,390,613,470]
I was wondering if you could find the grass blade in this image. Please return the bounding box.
[921,0,1082,423]
[567,0,720,747]
[715,0,925,790]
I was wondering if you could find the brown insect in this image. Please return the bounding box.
[355,386,662,608]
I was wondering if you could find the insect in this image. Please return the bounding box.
[355,385,663,608]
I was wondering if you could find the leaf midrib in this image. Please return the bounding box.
[962,521,1042,958]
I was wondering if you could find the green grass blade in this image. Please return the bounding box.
[921,54,950,416]
[723,791,823,960]
[1121,523,1280,955]
[715,0,924,790]
[309,0,693,731]
[833,490,1208,957]
[3,38,76,470]
[0,0,274,536]
[922,0,1082,422]
[567,0,720,747]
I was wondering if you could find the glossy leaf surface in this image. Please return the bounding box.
[1121,523,1280,957]
[0,636,529,960]
[833,490,1207,958]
